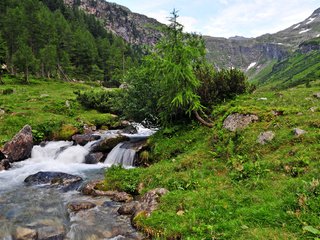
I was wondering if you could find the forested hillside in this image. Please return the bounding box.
[0,0,139,85]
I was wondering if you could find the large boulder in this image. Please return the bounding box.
[223,113,259,132]
[91,134,129,153]
[2,125,33,162]
[24,171,83,191]
[118,188,169,220]
[72,134,101,146]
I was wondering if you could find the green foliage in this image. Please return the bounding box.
[104,81,320,239]
[121,10,249,125]
[122,10,207,125]
[0,0,140,82]
[256,46,320,89]
[196,65,249,108]
[105,166,142,194]
[0,76,119,145]
[75,89,123,114]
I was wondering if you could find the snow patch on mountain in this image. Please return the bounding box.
[293,24,300,29]
[246,62,256,71]
[306,17,316,24]
[299,29,311,34]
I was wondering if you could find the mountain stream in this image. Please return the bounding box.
[0,124,156,240]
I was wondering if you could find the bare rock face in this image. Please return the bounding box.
[223,113,259,132]
[2,125,33,162]
[63,0,163,46]
[118,188,169,221]
[257,131,275,145]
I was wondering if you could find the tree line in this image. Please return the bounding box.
[0,0,139,84]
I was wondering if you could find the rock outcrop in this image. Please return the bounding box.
[223,113,259,132]
[63,0,163,46]
[2,125,33,162]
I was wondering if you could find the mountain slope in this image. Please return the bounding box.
[205,7,320,76]
[63,0,164,45]
[256,37,320,89]
[64,1,320,80]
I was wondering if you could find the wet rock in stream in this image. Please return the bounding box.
[24,171,83,191]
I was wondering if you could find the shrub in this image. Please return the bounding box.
[75,89,123,114]
[196,66,249,109]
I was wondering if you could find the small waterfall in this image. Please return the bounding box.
[104,142,137,168]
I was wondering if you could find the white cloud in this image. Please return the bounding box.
[201,0,318,37]
[112,0,319,38]
[179,16,199,33]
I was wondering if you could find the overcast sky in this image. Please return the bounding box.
[110,0,319,38]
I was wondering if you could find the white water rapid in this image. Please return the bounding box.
[0,123,155,239]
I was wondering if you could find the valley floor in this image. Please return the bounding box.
[1,76,319,239]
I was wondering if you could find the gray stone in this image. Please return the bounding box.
[257,131,275,145]
[37,224,65,240]
[293,128,307,136]
[84,152,104,164]
[223,113,259,132]
[2,125,33,162]
[310,107,318,112]
[0,159,10,171]
[67,201,96,212]
[118,188,169,221]
[72,134,101,146]
[14,227,37,240]
[313,92,320,99]
[91,135,129,153]
[24,171,83,191]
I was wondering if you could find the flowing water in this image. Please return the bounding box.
[0,124,156,240]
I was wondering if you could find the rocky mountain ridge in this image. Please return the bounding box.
[63,0,163,45]
[63,0,320,78]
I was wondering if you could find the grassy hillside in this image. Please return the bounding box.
[0,76,117,146]
[104,81,320,239]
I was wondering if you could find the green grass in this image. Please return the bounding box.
[104,80,320,239]
[255,50,320,89]
[0,75,117,145]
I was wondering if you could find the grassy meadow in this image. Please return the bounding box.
[0,75,116,146]
[104,80,320,239]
